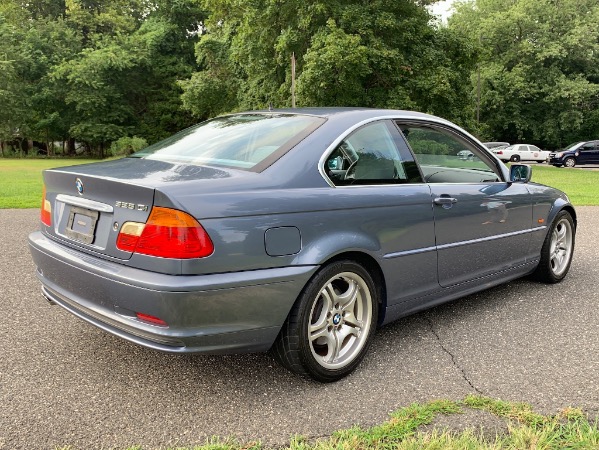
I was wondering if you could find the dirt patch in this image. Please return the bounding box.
[420,407,510,442]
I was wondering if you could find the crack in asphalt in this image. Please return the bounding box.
[426,317,483,395]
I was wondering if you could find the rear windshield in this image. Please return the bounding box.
[131,113,324,170]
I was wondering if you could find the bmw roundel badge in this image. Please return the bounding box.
[75,178,84,195]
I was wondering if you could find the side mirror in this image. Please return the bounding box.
[509,164,532,183]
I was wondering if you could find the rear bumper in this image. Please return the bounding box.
[29,231,318,354]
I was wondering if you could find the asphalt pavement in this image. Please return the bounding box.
[1,208,598,449]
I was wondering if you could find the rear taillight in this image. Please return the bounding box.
[41,185,52,227]
[116,206,214,259]
[496,150,503,155]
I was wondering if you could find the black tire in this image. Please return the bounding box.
[531,210,575,283]
[271,260,379,382]
[510,155,521,162]
[564,157,576,168]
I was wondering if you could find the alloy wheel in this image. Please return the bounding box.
[308,272,373,369]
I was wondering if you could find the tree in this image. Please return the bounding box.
[180,0,477,127]
[450,0,599,148]
[0,11,33,154]
[52,0,202,154]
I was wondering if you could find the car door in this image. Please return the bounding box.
[528,145,545,161]
[576,142,597,164]
[516,145,528,159]
[587,141,599,163]
[322,120,440,306]
[396,121,534,287]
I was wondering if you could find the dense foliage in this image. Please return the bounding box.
[450,0,599,149]
[0,0,598,156]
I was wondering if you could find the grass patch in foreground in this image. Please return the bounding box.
[0,159,104,208]
[530,164,599,205]
[57,395,599,450]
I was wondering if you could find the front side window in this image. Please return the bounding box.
[581,143,596,151]
[397,123,502,183]
[324,121,420,186]
[131,114,324,170]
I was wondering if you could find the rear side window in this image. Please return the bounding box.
[131,114,324,170]
[324,121,421,186]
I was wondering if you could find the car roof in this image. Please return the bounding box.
[252,107,450,123]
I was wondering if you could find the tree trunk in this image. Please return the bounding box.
[68,138,76,156]
[46,129,52,157]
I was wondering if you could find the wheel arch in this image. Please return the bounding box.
[317,251,388,326]
[288,232,389,327]
[557,204,577,230]
[548,200,577,231]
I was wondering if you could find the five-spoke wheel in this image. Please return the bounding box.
[308,272,373,370]
[532,210,575,283]
[272,260,378,382]
[548,215,574,277]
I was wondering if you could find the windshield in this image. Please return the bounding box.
[131,114,324,170]
[564,142,583,151]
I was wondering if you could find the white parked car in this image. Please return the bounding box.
[483,142,510,150]
[492,144,550,163]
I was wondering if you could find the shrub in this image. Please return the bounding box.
[109,136,148,156]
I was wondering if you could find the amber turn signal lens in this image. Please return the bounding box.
[116,207,214,259]
[41,185,52,227]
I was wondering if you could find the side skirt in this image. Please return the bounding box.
[381,259,538,325]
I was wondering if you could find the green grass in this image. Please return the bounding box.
[0,159,104,208]
[1,159,598,208]
[56,396,599,450]
[530,164,599,205]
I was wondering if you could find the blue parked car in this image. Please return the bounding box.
[29,108,576,382]
[549,141,599,167]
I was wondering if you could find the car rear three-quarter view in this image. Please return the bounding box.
[29,108,577,382]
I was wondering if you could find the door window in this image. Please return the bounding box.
[396,124,501,183]
[581,143,596,151]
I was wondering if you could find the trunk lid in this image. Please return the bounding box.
[43,166,156,260]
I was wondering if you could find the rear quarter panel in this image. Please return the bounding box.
[179,184,441,307]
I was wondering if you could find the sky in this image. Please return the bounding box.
[428,0,458,23]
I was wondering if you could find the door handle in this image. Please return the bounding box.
[434,196,458,206]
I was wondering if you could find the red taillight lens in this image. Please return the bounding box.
[136,312,168,327]
[116,207,214,259]
[496,150,503,155]
[41,185,52,227]
[116,222,144,252]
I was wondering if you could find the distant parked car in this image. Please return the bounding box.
[483,142,510,150]
[457,150,476,160]
[549,141,599,167]
[493,144,550,163]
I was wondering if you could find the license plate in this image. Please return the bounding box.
[65,206,99,244]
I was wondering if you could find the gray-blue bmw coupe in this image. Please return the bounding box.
[29,108,576,382]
